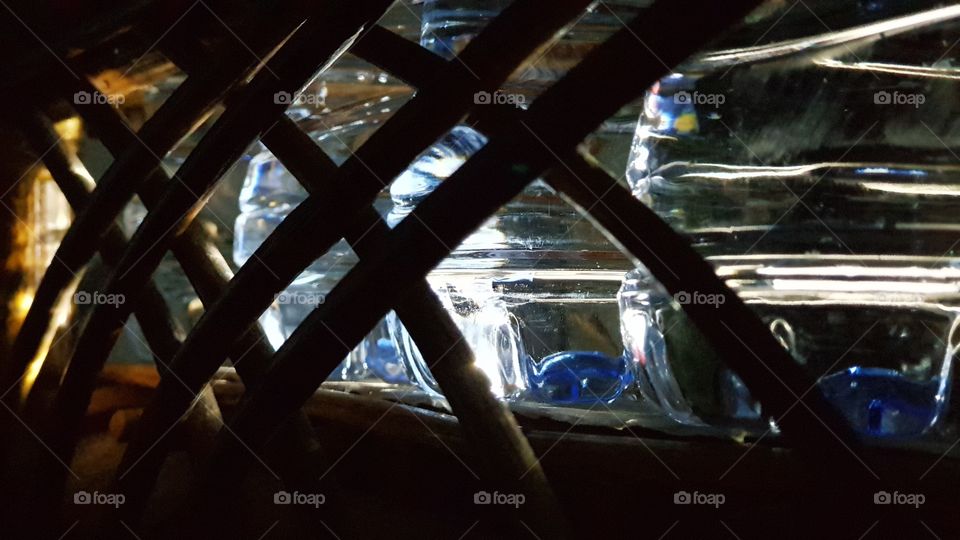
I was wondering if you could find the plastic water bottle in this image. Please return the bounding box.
[388,0,649,408]
[621,1,960,439]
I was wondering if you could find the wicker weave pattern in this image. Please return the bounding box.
[0,0,877,535]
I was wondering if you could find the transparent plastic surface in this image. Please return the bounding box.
[623,3,960,441]
[388,0,650,414]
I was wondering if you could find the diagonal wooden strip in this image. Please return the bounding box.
[351,24,446,88]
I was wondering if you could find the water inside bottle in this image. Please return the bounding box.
[623,3,960,440]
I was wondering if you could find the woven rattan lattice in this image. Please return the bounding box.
[0,1,953,538]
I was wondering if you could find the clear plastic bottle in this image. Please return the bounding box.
[622,1,960,440]
[389,0,649,410]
